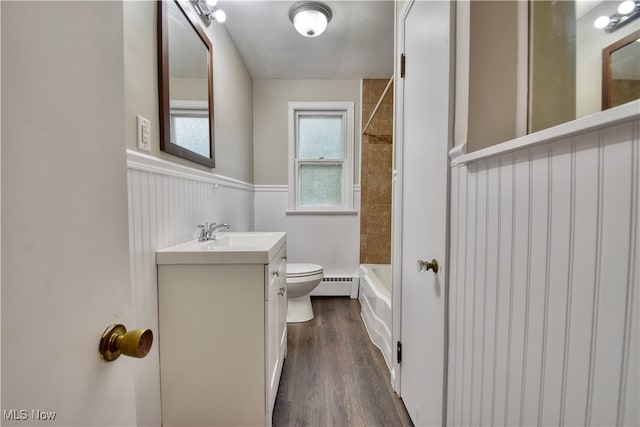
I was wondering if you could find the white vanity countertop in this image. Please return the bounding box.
[156,232,287,265]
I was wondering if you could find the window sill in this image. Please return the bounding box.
[285,210,358,216]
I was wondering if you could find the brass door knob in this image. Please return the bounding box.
[417,259,439,274]
[99,324,153,362]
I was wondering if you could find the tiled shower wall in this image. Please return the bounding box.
[360,79,394,264]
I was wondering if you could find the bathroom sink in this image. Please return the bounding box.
[199,233,277,249]
[156,232,286,265]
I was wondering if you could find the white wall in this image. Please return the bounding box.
[0,0,3,402]
[170,77,208,101]
[467,1,519,151]
[254,186,360,281]
[126,151,254,425]
[447,109,639,426]
[123,3,255,424]
[123,1,254,183]
[253,79,361,185]
[253,79,362,282]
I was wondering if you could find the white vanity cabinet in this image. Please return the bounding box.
[266,245,287,412]
[156,232,287,426]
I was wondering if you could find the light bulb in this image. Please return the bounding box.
[594,15,611,28]
[293,9,328,37]
[213,9,226,23]
[205,0,217,8]
[618,0,636,14]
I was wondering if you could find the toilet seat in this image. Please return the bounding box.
[286,263,323,278]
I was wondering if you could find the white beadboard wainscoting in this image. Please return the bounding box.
[126,150,254,425]
[254,185,361,296]
[447,109,639,426]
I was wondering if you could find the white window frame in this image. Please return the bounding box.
[287,102,355,213]
[169,100,210,157]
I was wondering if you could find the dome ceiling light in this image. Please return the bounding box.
[289,1,333,38]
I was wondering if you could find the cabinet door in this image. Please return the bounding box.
[266,247,286,413]
[277,252,288,358]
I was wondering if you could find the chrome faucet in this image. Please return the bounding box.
[208,223,230,240]
[198,222,230,241]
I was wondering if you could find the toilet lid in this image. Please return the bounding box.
[287,263,323,278]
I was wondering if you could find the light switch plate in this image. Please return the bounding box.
[137,115,151,152]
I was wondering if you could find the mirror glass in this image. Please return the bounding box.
[158,0,215,167]
[530,0,640,131]
[604,30,640,109]
[467,1,639,151]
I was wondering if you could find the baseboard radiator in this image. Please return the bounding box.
[310,275,360,299]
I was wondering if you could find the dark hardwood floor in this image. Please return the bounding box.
[273,297,413,427]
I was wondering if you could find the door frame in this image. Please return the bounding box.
[391,0,454,424]
[390,0,410,396]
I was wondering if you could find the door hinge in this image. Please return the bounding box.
[400,53,406,78]
[397,341,402,364]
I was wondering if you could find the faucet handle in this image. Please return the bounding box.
[197,223,210,241]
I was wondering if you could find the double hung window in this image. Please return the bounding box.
[288,102,354,212]
[169,100,210,158]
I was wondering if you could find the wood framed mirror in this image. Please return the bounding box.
[602,30,640,110]
[158,0,215,167]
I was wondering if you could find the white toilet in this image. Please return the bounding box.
[286,263,324,323]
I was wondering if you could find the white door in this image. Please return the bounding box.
[397,1,452,425]
[2,2,139,426]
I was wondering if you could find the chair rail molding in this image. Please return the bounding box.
[455,100,639,166]
[127,149,253,191]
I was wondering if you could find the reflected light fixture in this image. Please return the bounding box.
[194,0,226,24]
[618,0,637,14]
[594,0,639,32]
[289,1,333,38]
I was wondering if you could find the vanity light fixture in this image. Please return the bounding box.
[618,0,637,14]
[193,0,226,24]
[289,1,332,38]
[594,0,639,32]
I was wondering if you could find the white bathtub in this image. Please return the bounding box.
[359,264,392,371]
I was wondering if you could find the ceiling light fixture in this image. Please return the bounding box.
[193,0,226,25]
[289,1,333,38]
[594,0,639,32]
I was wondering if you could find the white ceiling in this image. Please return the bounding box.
[575,0,602,19]
[217,0,395,79]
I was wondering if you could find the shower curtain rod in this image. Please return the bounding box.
[362,76,394,135]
